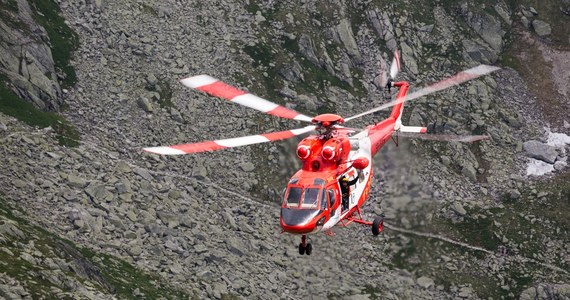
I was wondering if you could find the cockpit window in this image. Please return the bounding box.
[286,187,302,207]
[301,188,320,208]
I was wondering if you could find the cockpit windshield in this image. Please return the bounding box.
[301,188,320,208]
[285,186,322,209]
[286,187,302,207]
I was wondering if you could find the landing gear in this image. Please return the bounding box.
[305,243,313,255]
[372,215,384,236]
[298,235,313,255]
[341,207,384,236]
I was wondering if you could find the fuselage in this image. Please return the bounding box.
[279,82,410,235]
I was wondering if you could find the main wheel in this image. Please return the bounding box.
[298,243,306,255]
[372,216,384,236]
[305,243,313,255]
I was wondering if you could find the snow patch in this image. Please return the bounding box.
[525,129,570,176]
[546,130,570,148]
[526,158,555,176]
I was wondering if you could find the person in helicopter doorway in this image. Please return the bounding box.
[340,174,359,212]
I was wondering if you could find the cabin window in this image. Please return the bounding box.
[289,177,299,184]
[285,187,302,207]
[328,189,335,207]
[320,189,327,209]
[301,188,320,209]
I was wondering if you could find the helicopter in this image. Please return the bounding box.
[144,51,499,255]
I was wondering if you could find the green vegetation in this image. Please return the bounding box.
[504,0,570,47]
[500,24,568,126]
[436,209,501,250]
[384,172,570,298]
[28,0,79,88]
[146,79,175,109]
[362,284,383,299]
[141,3,158,17]
[79,248,189,299]
[0,76,80,146]
[244,2,262,15]
[242,44,282,101]
[0,195,190,299]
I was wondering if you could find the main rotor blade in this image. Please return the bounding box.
[395,132,490,143]
[345,65,500,122]
[181,75,312,122]
[144,125,316,155]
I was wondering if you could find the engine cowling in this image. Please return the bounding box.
[296,137,321,161]
[322,138,343,161]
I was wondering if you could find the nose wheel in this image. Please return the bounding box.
[298,235,313,255]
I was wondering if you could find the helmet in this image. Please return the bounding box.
[342,177,349,182]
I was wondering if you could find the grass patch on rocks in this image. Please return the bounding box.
[0,0,27,29]
[386,172,570,298]
[0,76,80,146]
[141,3,158,17]
[504,0,570,47]
[0,195,190,299]
[500,27,569,127]
[146,78,174,109]
[28,0,79,88]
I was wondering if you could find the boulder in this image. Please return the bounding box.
[520,283,570,300]
[461,164,477,182]
[523,140,558,163]
[137,96,154,112]
[417,276,434,289]
[85,183,114,203]
[401,42,418,75]
[298,34,319,66]
[532,20,552,36]
[459,6,504,53]
[277,62,304,83]
[67,174,89,188]
[494,3,512,25]
[462,40,497,64]
[554,161,567,171]
[452,203,467,216]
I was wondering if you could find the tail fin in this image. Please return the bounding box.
[387,50,403,129]
[388,82,409,130]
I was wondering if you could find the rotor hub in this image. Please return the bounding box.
[312,113,344,127]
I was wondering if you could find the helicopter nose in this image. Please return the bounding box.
[280,208,324,234]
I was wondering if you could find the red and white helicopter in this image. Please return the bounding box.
[144,51,499,255]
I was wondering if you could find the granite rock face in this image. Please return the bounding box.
[0,0,63,111]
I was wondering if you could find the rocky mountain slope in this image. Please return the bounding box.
[1,0,569,299]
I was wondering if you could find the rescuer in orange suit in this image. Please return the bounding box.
[340,175,359,211]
